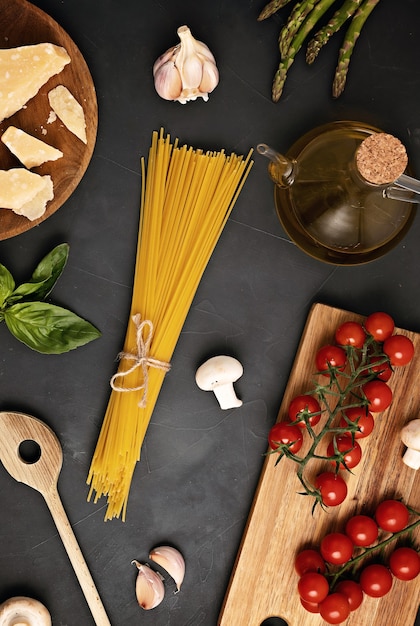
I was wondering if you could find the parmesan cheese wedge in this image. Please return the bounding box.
[48,85,87,143]
[0,43,71,123]
[1,126,63,168]
[0,169,53,220]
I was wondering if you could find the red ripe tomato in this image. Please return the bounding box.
[268,422,303,454]
[375,499,409,532]
[335,580,364,611]
[300,598,320,613]
[327,435,362,469]
[295,549,326,576]
[383,334,415,366]
[319,593,351,624]
[359,564,393,597]
[362,380,392,412]
[345,515,379,547]
[315,345,347,376]
[389,547,420,581]
[364,312,395,341]
[335,321,366,348]
[298,571,329,603]
[367,355,393,381]
[287,395,322,429]
[315,472,348,507]
[320,532,353,565]
[339,407,375,438]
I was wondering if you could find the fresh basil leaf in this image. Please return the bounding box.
[0,264,15,308]
[8,243,69,304]
[4,301,101,354]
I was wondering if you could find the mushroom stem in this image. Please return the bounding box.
[400,418,420,470]
[213,382,243,410]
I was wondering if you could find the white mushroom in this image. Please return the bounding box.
[195,355,243,409]
[0,596,51,626]
[401,419,420,470]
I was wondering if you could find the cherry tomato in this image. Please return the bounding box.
[367,355,393,381]
[319,593,350,624]
[298,571,329,603]
[345,515,378,547]
[339,407,375,438]
[300,598,320,613]
[268,422,303,454]
[335,321,366,348]
[327,435,362,469]
[359,564,393,597]
[315,345,347,376]
[375,499,409,532]
[287,395,322,429]
[389,547,420,581]
[383,334,415,366]
[320,532,353,565]
[362,380,392,412]
[335,580,364,611]
[364,312,395,341]
[315,472,348,507]
[295,549,326,576]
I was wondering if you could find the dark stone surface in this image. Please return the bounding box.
[0,1,419,624]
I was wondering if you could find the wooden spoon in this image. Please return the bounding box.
[0,411,111,626]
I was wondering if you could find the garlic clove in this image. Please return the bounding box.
[149,545,185,592]
[153,61,183,101]
[199,60,219,95]
[153,45,178,76]
[132,560,165,610]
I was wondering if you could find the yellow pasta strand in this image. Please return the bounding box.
[87,129,253,521]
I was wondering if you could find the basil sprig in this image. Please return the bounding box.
[0,243,101,354]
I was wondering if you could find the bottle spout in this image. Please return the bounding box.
[257,143,295,187]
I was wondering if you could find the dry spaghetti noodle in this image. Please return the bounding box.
[87,129,253,520]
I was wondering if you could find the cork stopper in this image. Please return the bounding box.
[356,133,408,185]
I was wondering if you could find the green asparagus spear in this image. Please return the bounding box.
[272,0,337,102]
[306,0,363,64]
[258,0,296,21]
[280,0,321,59]
[332,0,381,97]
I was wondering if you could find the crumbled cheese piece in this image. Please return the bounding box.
[0,43,71,122]
[0,169,53,220]
[1,126,63,168]
[48,85,87,143]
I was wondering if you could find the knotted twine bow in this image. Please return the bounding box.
[110,314,171,408]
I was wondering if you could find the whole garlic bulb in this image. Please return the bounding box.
[153,25,219,104]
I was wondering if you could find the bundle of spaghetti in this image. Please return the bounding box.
[87,129,253,521]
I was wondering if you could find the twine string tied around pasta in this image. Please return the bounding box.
[110,314,171,407]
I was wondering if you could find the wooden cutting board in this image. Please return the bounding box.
[219,303,420,626]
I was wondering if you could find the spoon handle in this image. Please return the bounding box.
[43,488,111,626]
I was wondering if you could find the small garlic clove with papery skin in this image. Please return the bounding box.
[153,60,183,101]
[132,560,165,610]
[200,60,220,95]
[149,545,185,592]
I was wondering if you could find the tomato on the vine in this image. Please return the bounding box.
[320,532,353,565]
[315,345,347,375]
[367,355,393,382]
[389,547,420,581]
[364,312,395,341]
[345,514,378,547]
[375,499,409,532]
[298,571,329,603]
[319,593,350,624]
[362,380,393,412]
[383,334,415,366]
[315,472,347,507]
[327,435,362,469]
[335,580,364,611]
[295,549,326,576]
[359,564,393,597]
[268,422,303,454]
[287,394,321,429]
[335,321,366,348]
[339,407,374,438]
